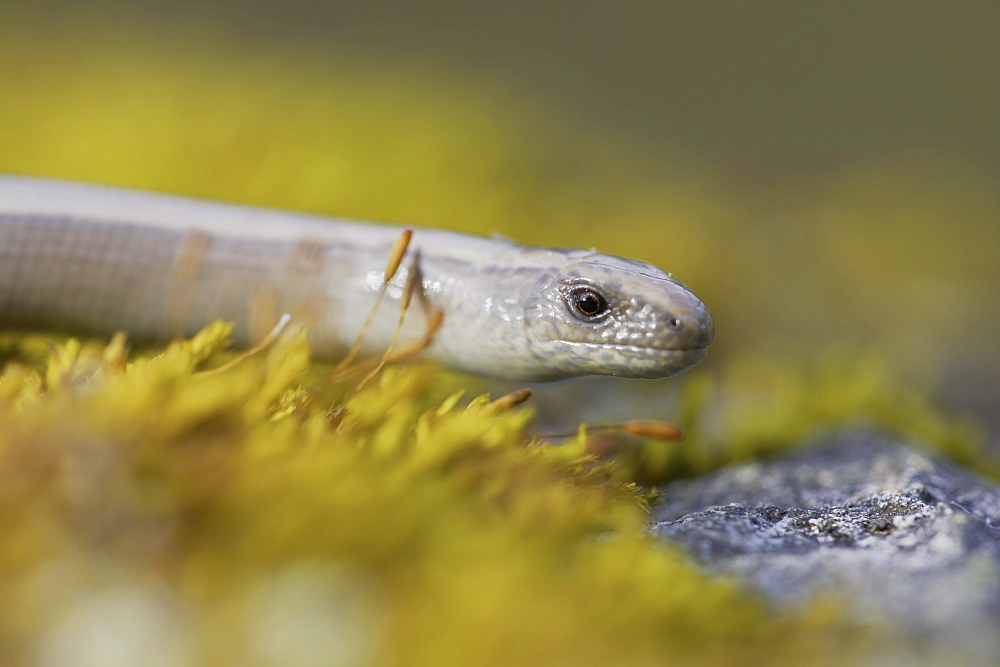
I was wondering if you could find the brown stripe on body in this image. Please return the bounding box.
[162,229,214,339]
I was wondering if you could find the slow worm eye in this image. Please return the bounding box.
[571,288,608,319]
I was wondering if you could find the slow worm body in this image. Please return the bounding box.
[0,175,713,381]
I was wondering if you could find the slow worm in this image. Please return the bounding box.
[0,175,713,381]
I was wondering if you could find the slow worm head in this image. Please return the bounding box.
[520,251,714,380]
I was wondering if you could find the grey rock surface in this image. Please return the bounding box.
[652,431,1000,663]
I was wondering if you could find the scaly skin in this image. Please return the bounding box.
[0,175,713,381]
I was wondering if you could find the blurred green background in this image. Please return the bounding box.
[2,0,998,439]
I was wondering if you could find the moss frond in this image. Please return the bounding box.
[0,327,864,664]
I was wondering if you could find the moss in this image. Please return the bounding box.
[0,327,866,664]
[614,351,990,485]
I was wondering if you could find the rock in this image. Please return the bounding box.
[652,431,1000,663]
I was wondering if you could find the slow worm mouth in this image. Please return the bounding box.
[546,340,709,379]
[553,340,711,354]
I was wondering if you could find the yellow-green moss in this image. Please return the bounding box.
[616,351,990,484]
[0,327,864,664]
